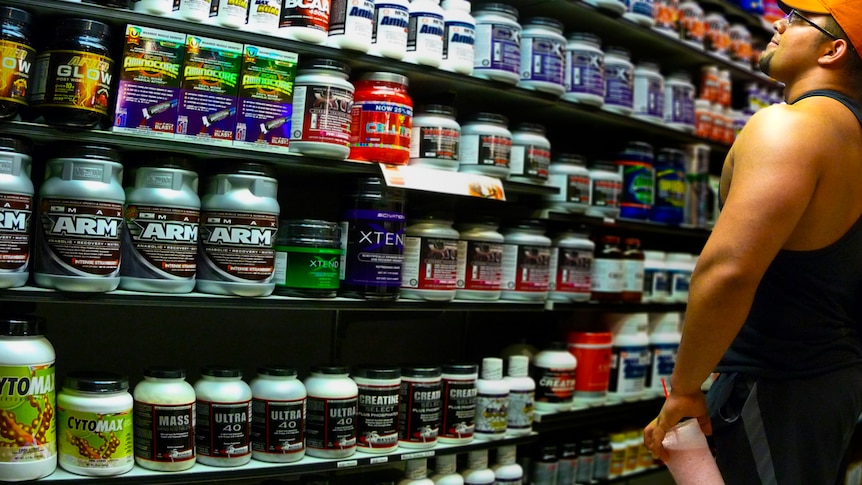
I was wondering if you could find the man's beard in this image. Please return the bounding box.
[758,50,773,76]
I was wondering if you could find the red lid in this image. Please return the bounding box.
[567,331,613,345]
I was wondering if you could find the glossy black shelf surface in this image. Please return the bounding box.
[533,397,665,433]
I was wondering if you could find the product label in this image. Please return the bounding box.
[594,450,612,479]
[679,6,706,43]
[133,401,194,463]
[328,0,375,37]
[235,45,298,151]
[248,0,281,31]
[0,192,31,272]
[409,125,459,160]
[0,39,35,106]
[604,59,633,109]
[705,18,730,53]
[0,364,55,464]
[531,367,575,403]
[618,161,654,214]
[195,400,251,458]
[646,342,679,389]
[59,403,133,469]
[212,0,250,20]
[113,25,186,137]
[290,84,353,146]
[622,259,644,293]
[399,379,441,444]
[443,20,475,64]
[474,23,520,74]
[669,268,691,296]
[506,389,534,431]
[509,144,550,179]
[608,346,650,395]
[572,344,612,393]
[549,246,592,294]
[37,198,123,277]
[340,209,405,289]
[401,235,458,291]
[440,378,476,440]
[472,392,507,436]
[459,134,511,168]
[501,243,550,293]
[633,71,664,119]
[654,0,679,31]
[456,239,502,291]
[406,12,444,55]
[590,177,622,210]
[251,398,305,456]
[521,36,564,86]
[350,100,413,155]
[274,246,341,289]
[590,258,623,293]
[665,83,695,125]
[565,48,604,97]
[181,0,211,16]
[654,167,686,213]
[306,396,357,451]
[123,204,200,280]
[31,50,114,116]
[729,27,753,63]
[644,266,670,299]
[372,3,410,51]
[533,462,559,482]
[197,210,278,283]
[356,384,399,449]
[279,0,331,31]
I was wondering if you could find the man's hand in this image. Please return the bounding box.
[643,390,711,462]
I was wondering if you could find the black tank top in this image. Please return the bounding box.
[716,90,862,378]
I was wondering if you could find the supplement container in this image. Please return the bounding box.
[275,0,331,43]
[666,252,694,303]
[695,98,714,138]
[31,18,114,128]
[633,61,665,122]
[500,220,551,302]
[606,313,650,402]
[493,445,524,482]
[431,454,462,482]
[642,249,670,302]
[603,47,634,116]
[273,220,342,298]
[474,357,508,440]
[245,0,281,34]
[594,435,613,480]
[509,122,551,181]
[557,442,578,485]
[646,312,681,396]
[352,365,400,453]
[194,367,252,467]
[304,366,358,459]
[625,0,655,25]
[651,147,687,225]
[624,430,642,473]
[622,237,645,303]
[544,153,591,213]
[196,162,280,297]
[678,0,705,49]
[402,458,435,484]
[576,439,596,483]
[133,0,179,16]
[440,0,476,74]
[58,372,133,476]
[530,444,559,483]
[133,366,195,471]
[586,160,622,219]
[120,158,201,294]
[472,3,521,84]
[729,23,753,66]
[504,355,535,436]
[718,68,732,107]
[35,145,125,293]
[0,7,34,120]
[399,364,443,449]
[548,228,595,302]
[0,137,32,288]
[0,316,55,481]
[327,0,375,52]
[369,0,410,59]
[463,449,496,483]
[401,213,460,301]
[176,0,212,22]
[455,218,504,301]
[616,141,655,221]
[531,342,576,412]
[704,10,730,57]
[519,17,566,96]
[211,0,249,28]
[700,65,719,103]
[653,0,679,36]
[683,143,710,228]
[568,331,613,406]
[409,104,461,171]
[350,72,413,165]
[250,366,307,463]
[563,32,605,107]
[439,362,478,444]
[590,234,624,302]
[664,71,696,132]
[608,431,628,478]
[290,59,355,160]
[339,176,407,300]
[458,112,512,178]
[405,0,446,68]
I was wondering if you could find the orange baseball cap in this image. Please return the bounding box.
[778,0,862,54]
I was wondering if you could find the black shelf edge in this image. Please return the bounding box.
[502,179,560,197]
[533,398,665,433]
[542,211,713,240]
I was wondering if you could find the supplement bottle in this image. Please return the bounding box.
[401,458,436,485]
[530,445,559,484]
[623,430,641,473]
[245,0,282,34]
[304,365,358,459]
[327,0,375,51]
[593,435,613,481]
[194,367,252,467]
[519,17,566,96]
[35,145,125,293]
[590,234,624,302]
[646,312,681,396]
[650,148,686,225]
[176,0,212,22]
[678,0,705,50]
[369,0,410,59]
[472,4,521,84]
[211,0,250,28]
[352,365,400,453]
[695,97,714,138]
[350,72,413,165]
[568,331,613,407]
[666,252,693,302]
[548,228,595,302]
[557,442,579,485]
[586,160,622,219]
[401,213,459,301]
[504,355,534,436]
[653,0,679,36]
[616,141,655,221]
[120,157,201,294]
[410,104,461,171]
[606,313,651,403]
[458,112,512,178]
[492,445,523,483]
[290,59,355,160]
[664,71,696,132]
[339,176,406,300]
[134,0,179,15]
[439,363,478,444]
[196,162,280,297]
[0,316,55,481]
[642,249,669,302]
[544,153,591,214]
[729,23,753,65]
[474,357,508,441]
[0,137,32,288]
[133,366,195,471]
[455,218,504,301]
[440,0,475,74]
[31,18,114,128]
[0,7,34,120]
[531,342,576,412]
[431,454,464,483]
[250,366,306,463]
[500,220,551,302]
[509,122,551,181]
[275,0,331,44]
[624,0,655,26]
[622,237,645,303]
[632,61,664,122]
[398,364,442,449]
[603,47,634,116]
[563,32,605,107]
[273,220,342,298]
[405,0,446,68]
[576,439,596,484]
[462,449,496,484]
[608,431,627,478]
[700,64,720,103]
[58,372,134,476]
[704,9,730,57]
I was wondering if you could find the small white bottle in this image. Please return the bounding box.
[401,458,437,485]
[327,0,376,51]
[245,0,281,35]
[474,357,509,440]
[194,367,253,467]
[370,0,411,59]
[432,454,465,484]
[492,445,524,484]
[440,0,475,74]
[504,355,535,436]
[210,0,249,28]
[405,0,446,67]
[462,449,497,484]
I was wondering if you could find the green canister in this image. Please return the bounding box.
[274,220,342,298]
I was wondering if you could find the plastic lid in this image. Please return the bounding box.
[601,234,621,245]
[610,432,628,442]
[561,442,578,457]
[666,252,693,262]
[590,159,619,172]
[57,18,112,40]
[567,331,613,345]
[507,355,529,377]
[513,122,546,134]
[417,104,457,118]
[567,32,601,45]
[657,147,687,164]
[536,444,558,460]
[401,364,442,378]
[523,16,564,32]
[442,362,479,375]
[636,61,661,71]
[201,366,243,378]
[0,6,32,27]
[579,438,595,451]
[481,357,503,380]
[125,152,195,171]
[605,46,631,58]
[441,0,471,11]
[0,315,44,336]
[552,153,587,166]
[643,249,666,260]
[311,365,350,375]
[257,365,298,377]
[650,312,681,333]
[52,144,121,163]
[143,366,186,379]
[359,71,409,87]
[668,70,693,81]
[299,58,351,76]
[473,2,519,18]
[64,371,129,393]
[611,313,649,334]
[624,237,641,247]
[349,175,406,201]
[0,136,29,155]
[506,218,545,231]
[281,219,341,241]
[621,141,654,157]
[352,365,401,380]
[466,112,509,126]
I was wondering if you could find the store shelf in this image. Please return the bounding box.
[533,397,665,433]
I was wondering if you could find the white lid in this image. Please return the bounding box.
[665,252,692,263]
[435,454,458,474]
[482,357,504,380]
[442,0,471,11]
[648,312,681,334]
[405,458,429,479]
[643,250,666,260]
[607,312,649,335]
[507,355,529,377]
[695,98,712,108]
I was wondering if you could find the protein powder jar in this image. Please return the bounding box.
[327,0,375,52]
[120,156,201,294]
[664,71,696,132]
[500,220,550,302]
[404,0,446,67]
[274,220,342,298]
[0,316,55,481]
[455,218,504,301]
[304,365,358,459]
[35,145,125,293]
[544,153,591,214]
[603,47,634,116]
[290,59,355,160]
[250,366,307,463]
[0,137,32,288]
[58,372,134,476]
[509,122,551,181]
[531,342,576,412]
[438,362,478,444]
[586,160,622,219]
[399,364,443,449]
[31,18,114,128]
[352,365,400,453]
[563,32,605,107]
[196,162,280,297]
[410,104,461,171]
[0,7,34,120]
[133,366,195,471]
[349,72,413,165]
[548,228,595,302]
[519,17,566,96]
[175,0,213,22]
[632,61,665,122]
[678,0,705,50]
[472,3,521,84]
[616,141,655,221]
[440,0,476,74]
[194,367,252,467]
[642,249,669,302]
[369,0,410,59]
[275,0,331,44]
[591,234,624,302]
[458,112,512,178]
[210,0,250,28]
[401,212,459,301]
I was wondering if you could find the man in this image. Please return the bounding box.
[643,1,862,483]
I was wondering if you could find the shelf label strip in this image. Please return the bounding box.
[379,164,506,200]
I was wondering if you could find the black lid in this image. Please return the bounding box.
[579,438,595,449]
[523,16,563,31]
[606,46,631,58]
[562,442,579,453]
[598,435,612,445]
[311,365,350,375]
[0,136,29,155]
[124,151,195,171]
[57,18,112,40]
[64,371,129,393]
[0,315,44,336]
[507,218,546,230]
[417,104,457,118]
[513,122,546,134]
[352,365,401,379]
[0,7,32,27]
[567,32,601,44]
[467,112,509,126]
[536,444,559,460]
[52,144,121,163]
[441,363,479,375]
[201,366,242,378]
[553,153,587,166]
[473,3,519,17]
[590,159,618,171]
[282,219,341,239]
[349,175,406,200]
[299,58,351,76]
[143,366,186,379]
[258,365,298,377]
[400,364,442,378]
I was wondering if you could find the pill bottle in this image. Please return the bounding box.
[458,112,512,178]
[327,0,375,52]
[603,47,634,116]
[586,160,622,219]
[500,220,551,302]
[472,3,521,84]
[273,220,342,298]
[0,7,35,120]
[590,234,623,302]
[58,372,134,476]
[350,72,413,165]
[646,312,681,396]
[369,0,410,59]
[304,365,358,459]
[474,357,508,441]
[401,213,460,301]
[606,313,651,403]
[463,449,496,484]
[548,228,595,302]
[531,342,576,412]
[405,0,446,68]
[642,249,670,302]
[250,366,307,463]
[594,435,613,480]
[608,431,627,478]
[440,0,476,74]
[567,331,613,407]
[622,237,645,303]
[455,218,504,301]
[504,355,534,436]
[509,122,551,181]
[402,457,436,484]
[133,366,195,471]
[399,364,443,449]
[563,32,605,107]
[194,367,252,467]
[704,10,730,57]
[530,444,559,483]
[439,362,478,444]
[695,98,714,138]
[616,141,655,221]
[352,365,400,453]
[0,316,56,481]
[0,136,33,289]
[275,0,331,44]
[664,71,696,132]
[290,59,355,160]
[544,153,591,213]
[729,23,753,66]
[519,17,566,96]
[557,442,578,485]
[632,61,665,122]
[410,104,460,171]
